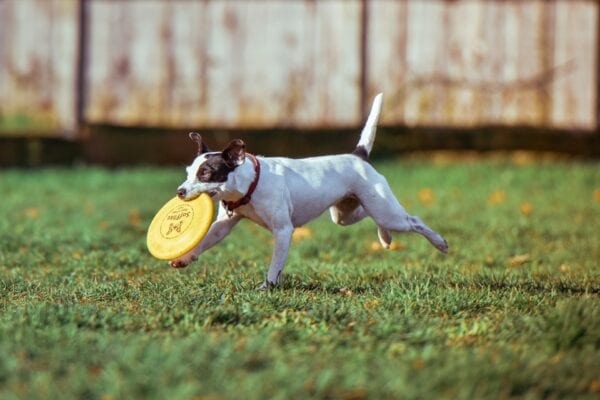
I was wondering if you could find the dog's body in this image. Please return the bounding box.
[172,94,448,288]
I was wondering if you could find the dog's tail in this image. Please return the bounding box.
[354,93,383,160]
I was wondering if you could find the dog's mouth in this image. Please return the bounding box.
[182,190,218,202]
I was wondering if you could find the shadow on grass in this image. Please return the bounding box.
[278,273,599,297]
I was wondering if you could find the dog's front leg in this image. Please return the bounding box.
[170,213,241,268]
[260,224,294,289]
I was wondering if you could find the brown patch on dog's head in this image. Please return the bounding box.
[222,139,245,167]
[194,139,246,183]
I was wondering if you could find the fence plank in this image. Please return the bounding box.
[0,0,78,137]
[0,0,597,134]
[85,0,361,128]
[368,0,598,131]
[551,1,598,129]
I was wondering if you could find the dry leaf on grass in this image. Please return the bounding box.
[508,254,530,267]
[488,190,506,205]
[418,188,435,205]
[24,207,40,219]
[128,209,142,227]
[369,241,406,251]
[520,201,534,216]
[292,227,313,242]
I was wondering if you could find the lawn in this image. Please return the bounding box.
[0,156,599,399]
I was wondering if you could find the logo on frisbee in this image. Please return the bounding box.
[147,194,214,260]
[160,204,194,239]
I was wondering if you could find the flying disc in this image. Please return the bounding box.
[146,194,214,260]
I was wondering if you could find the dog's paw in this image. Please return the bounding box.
[257,272,285,290]
[436,238,449,254]
[257,280,278,291]
[169,254,197,269]
[257,281,275,291]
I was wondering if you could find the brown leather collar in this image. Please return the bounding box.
[222,153,260,216]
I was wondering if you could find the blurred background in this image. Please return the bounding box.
[0,0,599,166]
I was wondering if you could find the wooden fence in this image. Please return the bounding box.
[0,0,598,139]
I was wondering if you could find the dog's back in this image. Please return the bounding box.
[252,94,384,227]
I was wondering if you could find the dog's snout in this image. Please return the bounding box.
[177,188,187,199]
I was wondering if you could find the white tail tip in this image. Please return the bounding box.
[357,93,383,154]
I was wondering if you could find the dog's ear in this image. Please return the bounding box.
[222,139,245,167]
[189,132,210,155]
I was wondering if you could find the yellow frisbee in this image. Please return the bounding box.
[146,194,214,260]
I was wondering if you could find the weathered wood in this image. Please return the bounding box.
[0,0,598,134]
[85,0,362,129]
[597,0,600,130]
[367,0,599,131]
[0,0,79,137]
[550,0,598,129]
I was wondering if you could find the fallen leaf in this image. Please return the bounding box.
[594,188,600,202]
[99,221,110,230]
[550,352,564,364]
[418,188,435,205]
[88,365,102,378]
[128,209,142,227]
[589,378,600,393]
[508,254,530,267]
[560,264,570,273]
[488,190,506,205]
[370,241,382,252]
[412,358,425,370]
[369,241,406,251]
[389,242,407,251]
[24,207,40,219]
[292,227,312,242]
[520,201,534,216]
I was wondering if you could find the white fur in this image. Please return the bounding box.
[171,93,448,288]
[357,92,383,153]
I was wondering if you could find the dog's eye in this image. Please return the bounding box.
[197,167,212,182]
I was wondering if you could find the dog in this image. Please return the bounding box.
[171,94,448,288]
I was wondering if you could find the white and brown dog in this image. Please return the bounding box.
[172,94,448,288]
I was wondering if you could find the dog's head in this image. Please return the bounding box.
[176,132,246,201]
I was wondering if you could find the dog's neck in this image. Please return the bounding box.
[220,156,258,202]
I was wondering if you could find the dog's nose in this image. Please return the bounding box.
[177,188,187,199]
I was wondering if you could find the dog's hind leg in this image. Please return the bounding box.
[377,227,392,249]
[405,215,448,253]
[330,196,394,249]
[357,179,448,253]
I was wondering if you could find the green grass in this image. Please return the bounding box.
[1,158,599,399]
